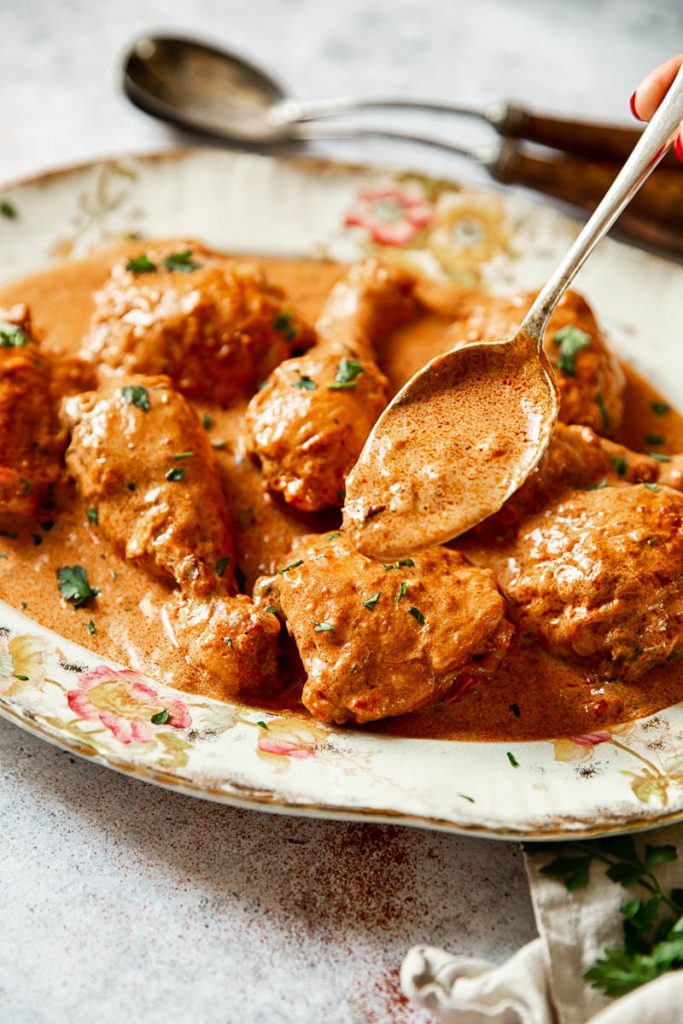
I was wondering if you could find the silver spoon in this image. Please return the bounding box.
[342,64,683,560]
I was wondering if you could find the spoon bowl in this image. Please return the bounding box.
[123,36,292,144]
[343,330,558,559]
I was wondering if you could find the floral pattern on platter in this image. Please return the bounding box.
[339,179,513,286]
[553,725,683,808]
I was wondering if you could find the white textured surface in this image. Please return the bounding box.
[0,1,681,1022]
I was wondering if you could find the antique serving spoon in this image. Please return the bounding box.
[342,64,683,560]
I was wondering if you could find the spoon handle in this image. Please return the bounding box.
[522,64,683,341]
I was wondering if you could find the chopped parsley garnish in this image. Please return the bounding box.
[86,619,96,636]
[553,325,591,377]
[87,507,99,525]
[597,392,611,430]
[313,621,334,633]
[126,482,137,491]
[510,703,521,718]
[279,559,303,574]
[215,556,232,577]
[121,385,151,411]
[165,467,186,482]
[210,439,228,450]
[396,581,408,602]
[172,451,194,460]
[611,456,627,477]
[382,558,415,571]
[256,720,268,729]
[32,534,42,546]
[327,358,364,390]
[40,520,55,532]
[0,200,16,219]
[292,375,317,391]
[507,751,519,768]
[264,606,279,616]
[458,793,475,803]
[150,709,170,725]
[0,320,29,347]
[256,380,270,392]
[646,434,665,446]
[325,532,342,540]
[223,637,234,648]
[273,311,298,342]
[648,452,672,463]
[201,413,214,431]
[587,479,608,491]
[57,565,99,609]
[163,249,201,273]
[650,401,671,416]
[126,254,157,274]
[644,482,659,492]
[362,592,380,610]
[408,606,425,625]
[0,529,17,539]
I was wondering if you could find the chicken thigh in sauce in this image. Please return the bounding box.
[449,290,625,437]
[61,374,281,698]
[82,244,314,406]
[245,259,415,511]
[0,305,94,531]
[254,533,512,725]
[497,483,683,681]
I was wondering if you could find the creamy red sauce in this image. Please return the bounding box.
[1,245,682,740]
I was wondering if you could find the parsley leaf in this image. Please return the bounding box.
[151,709,170,725]
[327,358,364,390]
[279,559,303,574]
[57,565,99,609]
[215,556,232,577]
[611,456,627,477]
[292,375,317,391]
[126,254,157,274]
[273,311,298,341]
[87,507,99,525]
[163,249,201,273]
[0,200,16,219]
[597,392,611,430]
[121,385,151,411]
[408,606,425,625]
[86,619,96,636]
[553,325,591,377]
[313,621,334,633]
[165,467,186,482]
[0,320,29,347]
[648,452,672,463]
[201,413,214,431]
[396,581,407,602]
[507,751,520,768]
[651,401,671,416]
[362,592,380,610]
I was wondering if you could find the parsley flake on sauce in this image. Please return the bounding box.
[86,619,96,636]
[87,507,99,525]
[57,566,99,609]
[165,467,186,482]
[325,532,342,540]
[151,709,170,725]
[313,621,335,633]
[644,482,659,492]
[408,606,425,625]
[362,592,380,610]
[0,200,16,219]
[553,325,591,377]
[264,606,279,616]
[327,358,364,390]
[597,392,611,430]
[273,311,298,342]
[648,452,672,463]
[126,482,137,491]
[126,254,157,274]
[121,385,151,411]
[172,451,194,460]
[279,559,303,574]
[510,703,521,718]
[0,320,29,347]
[611,456,627,477]
[651,401,672,416]
[646,434,665,446]
[396,581,408,602]
[292,375,317,391]
[507,751,520,768]
[201,413,214,431]
[215,556,232,577]
[587,479,608,491]
[223,637,234,648]
[163,249,201,273]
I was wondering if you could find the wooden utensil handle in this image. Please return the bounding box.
[500,105,680,169]
[494,144,683,256]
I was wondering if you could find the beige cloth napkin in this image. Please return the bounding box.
[401,824,683,1024]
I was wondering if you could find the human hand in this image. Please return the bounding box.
[630,54,683,160]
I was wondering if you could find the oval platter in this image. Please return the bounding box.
[1,147,682,840]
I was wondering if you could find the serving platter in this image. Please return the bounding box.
[1,147,683,840]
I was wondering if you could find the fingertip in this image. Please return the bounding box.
[674,132,683,164]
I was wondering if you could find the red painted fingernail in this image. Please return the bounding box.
[629,91,644,121]
[674,133,683,164]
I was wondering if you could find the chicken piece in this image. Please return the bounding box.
[62,374,237,594]
[82,243,314,406]
[0,305,95,530]
[498,483,683,680]
[245,259,416,511]
[473,423,661,540]
[254,533,512,725]
[449,290,625,436]
[62,374,281,699]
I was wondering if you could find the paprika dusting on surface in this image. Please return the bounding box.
[1,241,682,741]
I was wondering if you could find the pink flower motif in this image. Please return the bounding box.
[571,732,612,748]
[344,189,432,246]
[67,665,191,744]
[258,736,314,759]
[553,731,613,763]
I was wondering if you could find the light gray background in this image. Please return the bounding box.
[1,2,681,1022]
